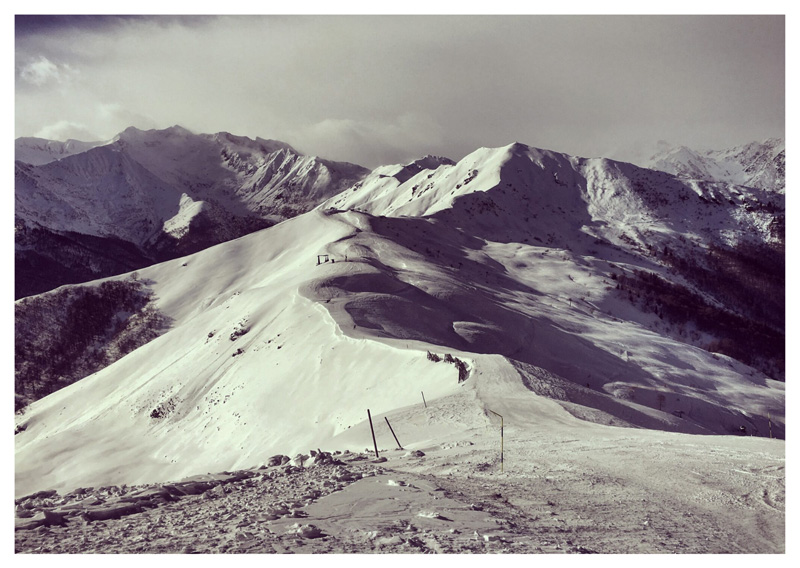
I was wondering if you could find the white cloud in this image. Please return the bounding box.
[14,16,784,165]
[295,113,445,167]
[30,105,159,142]
[19,56,74,86]
[34,120,98,141]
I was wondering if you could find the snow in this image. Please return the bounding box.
[161,193,206,238]
[645,138,785,194]
[14,126,368,248]
[15,202,783,498]
[15,136,109,166]
[14,136,785,553]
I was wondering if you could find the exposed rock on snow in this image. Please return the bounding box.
[268,455,290,467]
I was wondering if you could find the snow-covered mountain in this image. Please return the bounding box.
[15,139,784,498]
[645,138,785,194]
[14,126,369,298]
[15,136,108,166]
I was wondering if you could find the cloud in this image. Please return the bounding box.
[34,120,98,141]
[95,103,158,134]
[295,113,445,167]
[32,105,158,142]
[18,56,74,86]
[14,16,784,166]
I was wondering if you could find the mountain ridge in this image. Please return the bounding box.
[645,137,785,193]
[14,126,370,298]
[15,130,784,499]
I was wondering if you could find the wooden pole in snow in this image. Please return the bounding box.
[421,391,427,408]
[488,409,504,473]
[367,409,379,458]
[385,417,403,450]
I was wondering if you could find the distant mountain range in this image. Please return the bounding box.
[15,126,368,298]
[644,138,784,194]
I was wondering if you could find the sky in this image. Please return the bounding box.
[14,13,786,168]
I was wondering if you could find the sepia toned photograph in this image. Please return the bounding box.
[13,8,785,555]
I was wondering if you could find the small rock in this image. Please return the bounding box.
[267,455,289,467]
[291,523,323,539]
[42,509,66,526]
[15,505,34,518]
[235,530,255,541]
[417,511,443,519]
[210,485,227,498]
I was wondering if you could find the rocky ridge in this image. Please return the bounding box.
[15,449,528,554]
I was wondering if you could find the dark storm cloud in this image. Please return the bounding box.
[15,14,212,37]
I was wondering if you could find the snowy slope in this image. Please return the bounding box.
[15,136,108,166]
[15,210,463,494]
[16,146,184,246]
[113,126,368,219]
[15,204,784,496]
[14,126,369,298]
[645,138,785,193]
[16,126,369,244]
[13,136,786,554]
[328,141,783,251]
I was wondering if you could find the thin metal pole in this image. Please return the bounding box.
[488,409,504,472]
[421,391,427,408]
[367,409,379,458]
[500,417,503,472]
[385,417,403,450]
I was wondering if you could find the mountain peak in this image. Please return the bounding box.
[115,125,195,142]
[164,124,194,136]
[411,155,456,169]
[254,137,299,155]
[505,141,529,152]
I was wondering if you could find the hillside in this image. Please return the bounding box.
[16,143,784,488]
[645,138,785,194]
[14,139,784,552]
[14,136,107,166]
[14,126,369,298]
